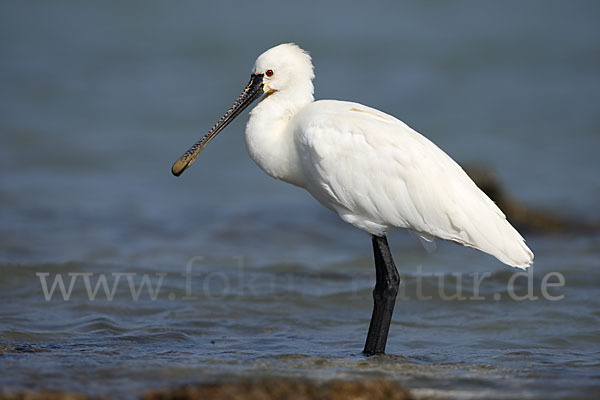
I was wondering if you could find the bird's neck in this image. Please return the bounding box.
[245,84,314,188]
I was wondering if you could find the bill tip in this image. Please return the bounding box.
[171,159,187,177]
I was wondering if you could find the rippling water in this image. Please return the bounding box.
[1,1,600,399]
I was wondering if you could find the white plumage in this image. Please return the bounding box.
[244,43,533,269]
[171,43,534,354]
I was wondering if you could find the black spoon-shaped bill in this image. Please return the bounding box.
[171,73,264,177]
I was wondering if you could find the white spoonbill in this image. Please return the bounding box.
[172,43,534,355]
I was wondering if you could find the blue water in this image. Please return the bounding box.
[1,1,600,399]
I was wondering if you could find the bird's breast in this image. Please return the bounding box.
[245,103,306,188]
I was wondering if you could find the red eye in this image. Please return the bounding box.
[265,69,274,77]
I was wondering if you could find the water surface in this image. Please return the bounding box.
[1,1,599,399]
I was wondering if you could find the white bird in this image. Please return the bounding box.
[172,43,534,355]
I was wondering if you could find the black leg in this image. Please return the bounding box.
[363,234,400,355]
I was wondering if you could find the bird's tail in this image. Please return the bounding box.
[463,207,534,269]
[484,221,533,269]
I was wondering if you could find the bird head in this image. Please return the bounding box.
[252,43,315,95]
[171,43,313,177]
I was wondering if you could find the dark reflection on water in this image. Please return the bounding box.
[1,1,600,399]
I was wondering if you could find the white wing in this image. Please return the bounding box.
[293,100,533,269]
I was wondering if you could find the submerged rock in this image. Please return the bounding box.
[141,379,414,400]
[0,343,49,354]
[466,167,599,234]
[0,393,90,400]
